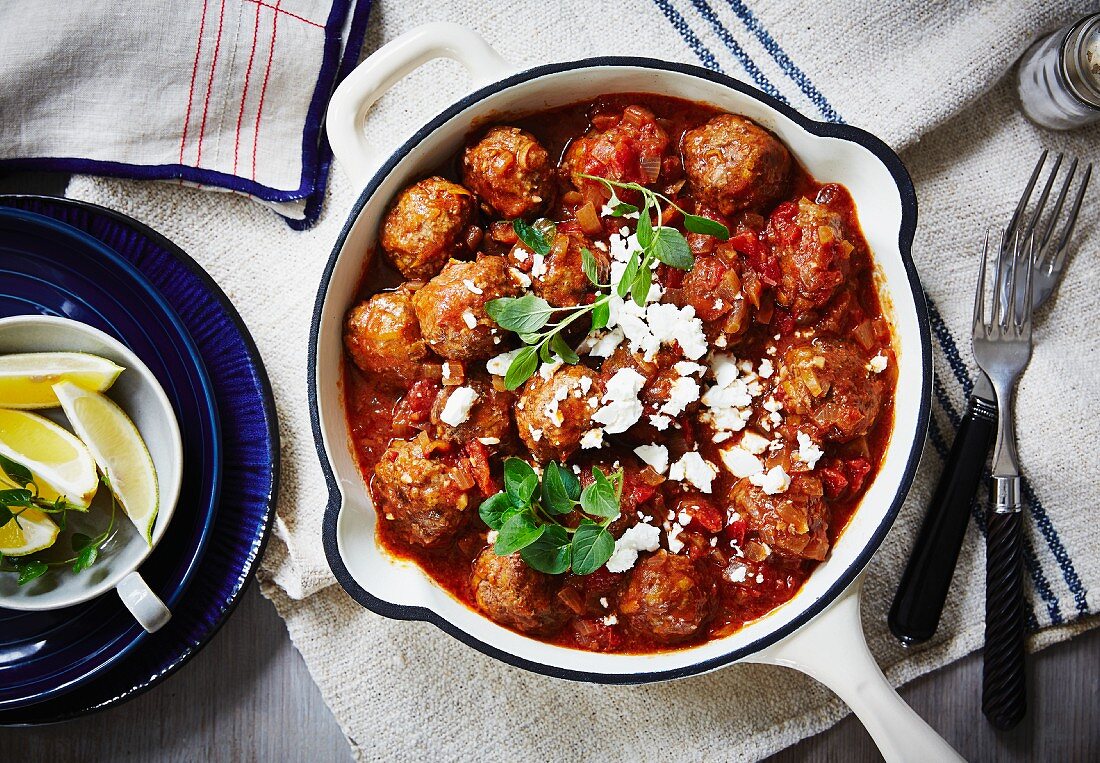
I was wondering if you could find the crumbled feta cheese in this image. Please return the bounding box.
[439,386,478,427]
[725,563,748,583]
[750,465,792,495]
[530,253,548,278]
[649,414,671,431]
[674,361,707,376]
[666,523,686,554]
[668,452,718,493]
[763,397,783,413]
[599,597,609,609]
[528,426,544,442]
[463,279,483,295]
[659,376,700,416]
[795,431,824,470]
[441,362,453,381]
[755,573,764,584]
[606,297,708,361]
[720,445,764,478]
[478,437,500,445]
[712,431,732,443]
[592,367,646,433]
[580,376,593,394]
[868,353,889,373]
[580,428,605,449]
[740,431,770,455]
[757,358,774,378]
[513,248,530,263]
[606,523,662,573]
[587,327,625,358]
[486,348,523,376]
[633,444,669,475]
[487,530,498,543]
[539,359,563,380]
[715,334,729,348]
[461,310,478,329]
[601,614,619,626]
[509,267,532,288]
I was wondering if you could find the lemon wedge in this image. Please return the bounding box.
[0,352,124,409]
[53,382,159,544]
[0,507,59,556]
[0,408,98,508]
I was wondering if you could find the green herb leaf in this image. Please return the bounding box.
[630,263,653,307]
[520,525,571,574]
[570,520,615,575]
[591,300,610,332]
[485,294,554,334]
[478,492,513,530]
[503,458,539,505]
[617,250,642,298]
[0,505,12,528]
[541,462,580,515]
[581,247,601,286]
[610,202,639,216]
[512,219,552,256]
[635,207,654,249]
[683,214,730,240]
[72,544,98,574]
[0,455,33,489]
[17,560,48,586]
[580,467,621,519]
[504,345,539,390]
[0,489,31,507]
[494,511,545,555]
[652,227,694,270]
[549,333,579,365]
[70,532,94,552]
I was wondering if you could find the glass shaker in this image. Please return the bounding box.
[1017,13,1100,130]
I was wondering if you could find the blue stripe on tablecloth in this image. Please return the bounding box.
[656,0,1085,623]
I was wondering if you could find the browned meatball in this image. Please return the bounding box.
[511,228,607,308]
[462,127,552,219]
[597,347,697,439]
[412,256,523,361]
[429,378,515,449]
[767,198,854,318]
[380,177,477,280]
[777,336,883,442]
[682,114,791,216]
[343,285,428,385]
[619,550,713,644]
[373,437,476,548]
[471,549,567,635]
[562,105,670,206]
[730,473,830,561]
[515,365,603,462]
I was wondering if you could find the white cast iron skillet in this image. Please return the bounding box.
[313,22,958,762]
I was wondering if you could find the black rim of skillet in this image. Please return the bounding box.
[311,57,928,684]
[0,194,281,722]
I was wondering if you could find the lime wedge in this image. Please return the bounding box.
[0,507,59,556]
[53,381,159,544]
[0,352,124,409]
[0,408,98,508]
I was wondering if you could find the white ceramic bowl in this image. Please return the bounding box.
[312,23,957,763]
[0,315,183,632]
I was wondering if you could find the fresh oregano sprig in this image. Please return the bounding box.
[479,458,623,575]
[0,455,118,584]
[487,178,730,390]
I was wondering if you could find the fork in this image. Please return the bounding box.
[973,230,1034,730]
[889,153,1092,648]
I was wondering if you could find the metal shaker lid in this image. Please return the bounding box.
[1063,14,1100,108]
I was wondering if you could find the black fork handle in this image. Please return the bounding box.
[889,395,997,645]
[983,510,1027,730]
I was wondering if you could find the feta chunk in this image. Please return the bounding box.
[592,367,646,433]
[720,445,764,478]
[795,431,825,470]
[605,523,662,573]
[439,386,478,427]
[668,452,718,493]
[633,444,669,475]
[486,348,523,376]
[868,353,889,373]
[750,465,791,495]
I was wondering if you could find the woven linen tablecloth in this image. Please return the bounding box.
[66,0,1099,759]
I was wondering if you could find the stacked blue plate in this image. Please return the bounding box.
[0,198,278,722]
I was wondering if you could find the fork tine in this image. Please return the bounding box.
[1037,157,1077,271]
[1050,162,1093,275]
[1004,150,1048,245]
[991,229,1008,329]
[1020,234,1035,338]
[1022,153,1063,245]
[1006,230,1020,331]
[974,231,989,333]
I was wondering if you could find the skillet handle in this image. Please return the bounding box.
[327,22,513,185]
[746,576,963,763]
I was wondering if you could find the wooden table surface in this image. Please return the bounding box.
[1,172,1097,762]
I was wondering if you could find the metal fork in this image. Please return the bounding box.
[973,230,1034,731]
[889,153,1092,650]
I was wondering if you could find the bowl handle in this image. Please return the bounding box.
[745,574,964,762]
[327,22,513,185]
[116,571,171,633]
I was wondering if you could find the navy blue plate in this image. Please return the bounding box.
[0,197,277,722]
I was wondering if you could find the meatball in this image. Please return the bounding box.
[562,104,670,205]
[373,437,477,548]
[462,127,552,219]
[619,550,713,643]
[471,549,567,635]
[512,228,607,308]
[343,285,429,385]
[682,114,791,216]
[429,378,515,449]
[515,365,603,462]
[412,256,523,361]
[730,473,830,561]
[767,198,854,318]
[777,337,883,442]
[674,253,754,339]
[597,347,698,439]
[380,177,477,280]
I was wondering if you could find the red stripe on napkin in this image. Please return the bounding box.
[195,0,228,167]
[178,0,210,165]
